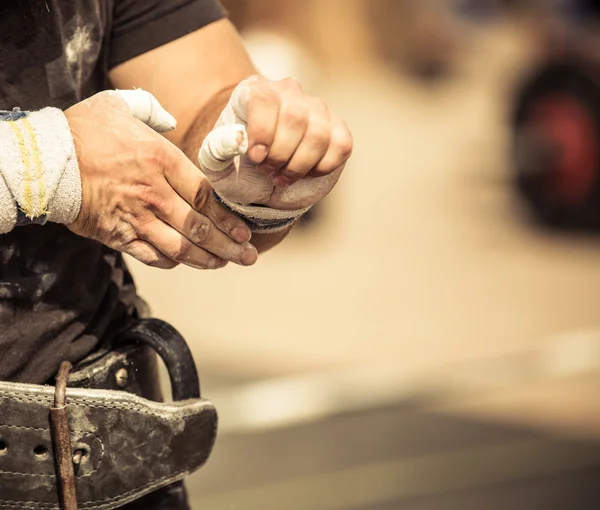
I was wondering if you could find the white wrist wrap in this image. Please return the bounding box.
[213,191,311,233]
[0,108,81,233]
[199,123,311,233]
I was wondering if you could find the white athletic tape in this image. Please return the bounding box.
[111,89,177,133]
[198,124,249,173]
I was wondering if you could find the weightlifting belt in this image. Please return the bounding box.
[0,319,218,510]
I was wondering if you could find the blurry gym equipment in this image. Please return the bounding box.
[366,0,464,81]
[511,0,600,230]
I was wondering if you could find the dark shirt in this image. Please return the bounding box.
[0,0,226,383]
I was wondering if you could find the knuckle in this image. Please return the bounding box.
[314,97,330,112]
[243,74,262,88]
[147,140,171,170]
[135,185,168,215]
[193,180,213,210]
[135,250,159,266]
[94,90,121,108]
[206,257,228,270]
[168,241,190,262]
[189,216,212,245]
[219,214,241,235]
[129,242,178,269]
[281,77,303,91]
[306,123,332,151]
[130,211,155,236]
[281,105,309,129]
[249,84,279,105]
[332,125,353,160]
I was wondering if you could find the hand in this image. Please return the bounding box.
[198,75,353,210]
[65,90,258,269]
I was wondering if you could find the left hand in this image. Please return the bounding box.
[198,75,353,210]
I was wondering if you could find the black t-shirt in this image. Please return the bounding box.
[0,0,226,384]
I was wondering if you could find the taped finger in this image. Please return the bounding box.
[198,124,248,174]
[112,89,177,133]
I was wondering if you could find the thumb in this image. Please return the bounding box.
[110,89,177,133]
[198,124,249,175]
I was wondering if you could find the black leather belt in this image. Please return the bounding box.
[0,319,217,510]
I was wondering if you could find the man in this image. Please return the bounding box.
[0,0,352,508]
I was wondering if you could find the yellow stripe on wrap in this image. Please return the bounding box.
[22,118,48,215]
[7,120,34,217]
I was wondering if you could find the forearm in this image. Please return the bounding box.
[179,85,236,163]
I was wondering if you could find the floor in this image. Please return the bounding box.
[188,401,600,510]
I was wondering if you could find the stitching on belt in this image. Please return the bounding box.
[4,394,209,421]
[0,468,189,509]
[0,424,49,432]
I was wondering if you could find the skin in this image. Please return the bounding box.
[68,18,353,269]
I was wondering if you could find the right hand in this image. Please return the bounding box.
[65,90,258,270]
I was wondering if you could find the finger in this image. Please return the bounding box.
[198,124,248,175]
[138,219,229,270]
[162,145,252,242]
[202,195,253,244]
[111,89,177,132]
[158,192,258,266]
[312,117,353,176]
[275,99,332,186]
[232,77,281,164]
[259,89,309,179]
[123,240,179,270]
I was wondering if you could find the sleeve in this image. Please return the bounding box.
[109,0,228,70]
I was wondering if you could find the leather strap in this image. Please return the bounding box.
[51,361,78,510]
[0,371,217,509]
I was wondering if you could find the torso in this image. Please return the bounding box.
[0,0,135,384]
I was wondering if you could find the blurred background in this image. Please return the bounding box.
[130,1,600,508]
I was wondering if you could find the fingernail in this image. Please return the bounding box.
[273,175,291,188]
[232,227,251,243]
[250,144,268,164]
[241,245,258,266]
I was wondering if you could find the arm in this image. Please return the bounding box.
[0,91,259,271]
[108,18,351,254]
